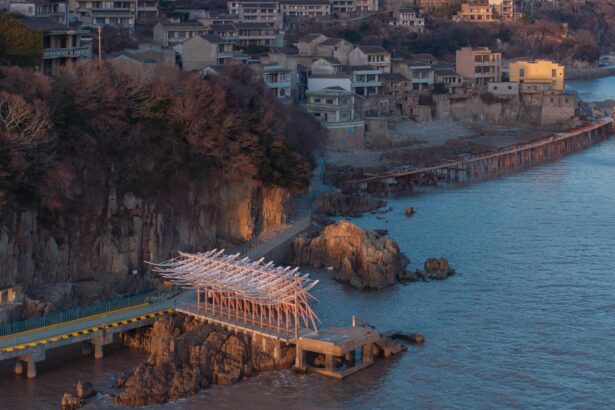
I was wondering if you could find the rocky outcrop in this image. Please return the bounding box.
[0,179,291,320]
[291,221,408,289]
[398,258,456,282]
[60,380,96,410]
[313,191,385,217]
[115,313,295,407]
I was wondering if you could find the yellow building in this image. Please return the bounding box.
[509,59,565,92]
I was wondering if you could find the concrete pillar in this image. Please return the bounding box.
[26,356,37,379]
[325,354,334,371]
[362,343,373,364]
[273,338,281,363]
[294,347,306,370]
[94,343,104,360]
[14,360,23,375]
[82,342,92,356]
[344,350,355,366]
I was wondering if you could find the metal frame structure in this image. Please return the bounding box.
[152,250,320,339]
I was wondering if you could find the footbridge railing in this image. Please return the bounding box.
[0,287,179,337]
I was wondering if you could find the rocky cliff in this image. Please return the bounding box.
[0,178,291,319]
[115,313,295,406]
[291,221,409,289]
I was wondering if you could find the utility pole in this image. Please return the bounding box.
[97,26,102,61]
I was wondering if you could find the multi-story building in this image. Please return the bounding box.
[310,57,343,75]
[263,63,292,98]
[76,0,157,27]
[280,0,331,20]
[211,22,284,47]
[455,46,501,85]
[227,0,283,28]
[331,0,355,14]
[509,59,564,91]
[435,68,463,91]
[305,85,365,150]
[181,34,234,71]
[9,0,68,23]
[390,8,424,32]
[489,0,513,20]
[349,45,391,73]
[350,65,382,95]
[453,1,496,22]
[354,0,378,11]
[13,15,91,75]
[153,22,207,47]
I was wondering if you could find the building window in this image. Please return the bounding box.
[519,68,525,77]
[552,69,557,77]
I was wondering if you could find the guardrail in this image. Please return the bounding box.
[0,287,179,337]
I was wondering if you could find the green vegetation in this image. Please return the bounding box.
[0,14,43,68]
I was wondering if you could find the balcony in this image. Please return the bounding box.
[43,46,91,59]
[352,80,381,88]
[266,80,291,89]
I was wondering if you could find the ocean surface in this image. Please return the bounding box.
[2,78,615,409]
[567,76,615,102]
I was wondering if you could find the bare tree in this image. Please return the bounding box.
[0,91,52,149]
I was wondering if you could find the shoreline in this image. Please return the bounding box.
[331,118,613,195]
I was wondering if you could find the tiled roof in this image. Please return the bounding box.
[298,33,326,43]
[17,16,67,31]
[357,45,388,54]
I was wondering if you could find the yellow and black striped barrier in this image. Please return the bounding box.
[0,308,175,354]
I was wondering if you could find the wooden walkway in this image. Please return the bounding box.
[349,118,612,188]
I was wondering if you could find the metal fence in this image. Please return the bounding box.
[0,288,178,337]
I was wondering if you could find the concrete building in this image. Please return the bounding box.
[280,0,331,20]
[263,63,292,99]
[540,92,575,126]
[310,56,343,75]
[355,0,378,11]
[210,22,284,47]
[453,1,496,22]
[15,15,91,75]
[307,74,352,92]
[306,86,365,150]
[9,0,67,22]
[229,0,283,29]
[181,34,234,71]
[153,22,207,47]
[487,81,519,96]
[331,0,355,14]
[350,65,382,96]
[392,58,434,90]
[75,0,158,27]
[435,68,463,91]
[381,72,411,95]
[390,8,424,32]
[296,33,328,55]
[489,0,513,20]
[315,38,354,65]
[509,59,564,92]
[349,45,391,72]
[455,46,501,86]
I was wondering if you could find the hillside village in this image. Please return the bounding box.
[0,0,611,152]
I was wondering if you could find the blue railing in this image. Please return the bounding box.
[0,288,178,337]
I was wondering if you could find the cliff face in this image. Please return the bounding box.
[0,177,291,312]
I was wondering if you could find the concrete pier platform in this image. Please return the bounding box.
[295,327,403,379]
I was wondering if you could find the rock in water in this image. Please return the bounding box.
[60,393,82,410]
[76,380,96,399]
[291,221,409,289]
[115,314,295,406]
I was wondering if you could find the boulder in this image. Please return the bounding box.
[60,393,82,410]
[291,221,409,289]
[399,258,456,282]
[76,380,96,399]
[115,313,295,407]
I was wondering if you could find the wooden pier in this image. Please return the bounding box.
[347,118,613,194]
